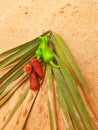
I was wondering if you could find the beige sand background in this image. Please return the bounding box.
[0,0,98,130]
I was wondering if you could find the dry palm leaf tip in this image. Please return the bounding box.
[0,31,97,130]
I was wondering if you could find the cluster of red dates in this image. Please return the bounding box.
[23,58,43,90]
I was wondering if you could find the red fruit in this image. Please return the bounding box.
[30,58,43,78]
[23,64,33,74]
[30,73,39,90]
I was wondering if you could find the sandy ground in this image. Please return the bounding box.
[0,0,98,130]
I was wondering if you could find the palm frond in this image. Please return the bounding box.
[0,74,27,106]
[1,83,30,130]
[52,32,91,92]
[0,40,39,69]
[0,49,35,85]
[53,67,83,130]
[0,30,50,59]
[0,31,96,130]
[19,90,39,130]
[46,64,57,130]
[0,68,23,93]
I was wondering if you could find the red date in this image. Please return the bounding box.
[30,58,43,78]
[23,58,43,91]
[30,72,39,90]
[23,64,33,74]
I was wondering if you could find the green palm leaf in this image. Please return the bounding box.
[53,68,83,130]
[54,56,93,130]
[19,90,39,130]
[0,49,35,85]
[0,30,50,59]
[1,83,30,130]
[46,64,57,130]
[0,74,27,106]
[52,32,91,92]
[0,40,39,69]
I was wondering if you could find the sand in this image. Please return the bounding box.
[0,0,98,129]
